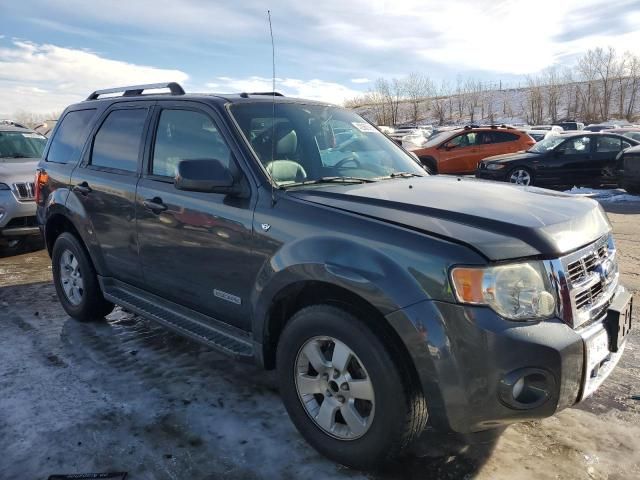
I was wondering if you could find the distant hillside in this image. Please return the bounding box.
[350,78,640,127]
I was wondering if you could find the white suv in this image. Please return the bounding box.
[0,122,47,248]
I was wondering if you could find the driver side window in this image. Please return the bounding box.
[448,132,476,148]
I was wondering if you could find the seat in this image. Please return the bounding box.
[262,125,307,184]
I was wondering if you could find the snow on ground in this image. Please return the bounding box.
[564,187,640,203]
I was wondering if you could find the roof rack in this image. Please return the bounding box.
[239,91,284,98]
[86,82,185,101]
[0,119,29,129]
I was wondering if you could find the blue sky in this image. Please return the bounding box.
[1,0,640,114]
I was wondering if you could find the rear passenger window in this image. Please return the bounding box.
[47,109,96,164]
[152,109,231,177]
[494,132,520,143]
[596,137,622,152]
[90,109,147,172]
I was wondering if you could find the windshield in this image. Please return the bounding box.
[422,130,456,148]
[0,131,46,159]
[527,135,566,153]
[230,103,425,186]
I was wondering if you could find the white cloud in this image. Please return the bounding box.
[0,40,188,114]
[205,76,362,104]
[351,78,370,84]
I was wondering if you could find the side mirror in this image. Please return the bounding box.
[443,143,455,151]
[175,159,236,194]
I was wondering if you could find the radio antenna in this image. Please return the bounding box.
[268,10,277,205]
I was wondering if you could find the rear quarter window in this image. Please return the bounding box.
[46,109,97,164]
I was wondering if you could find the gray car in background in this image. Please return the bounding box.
[0,123,47,248]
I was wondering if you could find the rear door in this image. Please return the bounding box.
[135,101,259,330]
[592,136,633,186]
[70,102,152,286]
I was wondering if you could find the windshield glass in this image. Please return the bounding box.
[422,130,458,148]
[0,131,46,159]
[528,135,566,153]
[230,103,425,186]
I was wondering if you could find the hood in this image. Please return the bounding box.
[482,151,537,163]
[288,176,610,261]
[0,158,39,184]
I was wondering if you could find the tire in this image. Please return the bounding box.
[52,232,113,321]
[419,156,438,174]
[508,166,534,186]
[276,305,428,469]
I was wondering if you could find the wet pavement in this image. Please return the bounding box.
[0,203,639,480]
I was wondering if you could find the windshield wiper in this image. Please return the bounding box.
[2,154,30,159]
[376,172,424,180]
[282,176,377,188]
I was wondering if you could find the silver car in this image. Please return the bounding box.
[0,123,47,247]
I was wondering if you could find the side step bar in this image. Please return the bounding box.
[100,277,254,360]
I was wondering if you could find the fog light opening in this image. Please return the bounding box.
[500,368,553,410]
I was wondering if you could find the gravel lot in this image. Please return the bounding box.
[1,199,639,480]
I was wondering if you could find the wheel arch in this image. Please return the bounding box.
[259,279,425,403]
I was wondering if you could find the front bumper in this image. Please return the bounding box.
[0,190,39,236]
[475,167,507,182]
[386,286,630,433]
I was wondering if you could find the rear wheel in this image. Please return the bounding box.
[508,167,534,186]
[52,232,113,321]
[276,305,428,469]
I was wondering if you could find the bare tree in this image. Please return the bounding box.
[525,76,544,124]
[403,72,433,125]
[545,67,562,123]
[431,81,451,125]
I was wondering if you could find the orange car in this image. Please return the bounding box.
[412,126,535,174]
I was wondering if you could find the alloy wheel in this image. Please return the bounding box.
[295,336,375,440]
[509,168,532,185]
[59,249,84,306]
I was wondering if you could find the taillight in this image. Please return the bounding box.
[34,169,48,204]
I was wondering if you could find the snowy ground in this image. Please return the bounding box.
[564,187,640,203]
[0,200,639,480]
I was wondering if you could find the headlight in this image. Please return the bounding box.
[0,183,10,190]
[486,163,506,170]
[451,262,556,320]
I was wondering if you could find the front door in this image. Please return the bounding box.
[543,135,593,187]
[70,104,152,286]
[438,131,480,174]
[135,103,259,330]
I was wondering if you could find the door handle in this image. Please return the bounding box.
[73,182,92,195]
[143,197,168,212]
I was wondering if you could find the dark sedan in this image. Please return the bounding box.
[476,132,639,189]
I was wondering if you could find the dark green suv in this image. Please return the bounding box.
[36,83,633,469]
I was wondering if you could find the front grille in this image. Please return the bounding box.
[557,235,618,329]
[5,216,38,229]
[12,182,35,200]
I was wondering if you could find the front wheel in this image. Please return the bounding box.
[52,232,113,321]
[276,305,428,469]
[508,167,534,186]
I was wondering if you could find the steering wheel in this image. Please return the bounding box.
[335,155,361,169]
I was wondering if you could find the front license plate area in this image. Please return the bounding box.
[606,292,633,352]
